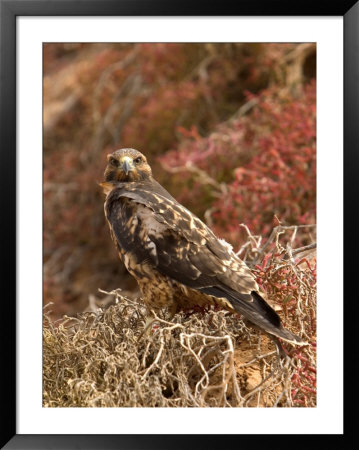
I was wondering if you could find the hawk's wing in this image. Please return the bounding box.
[105,182,284,335]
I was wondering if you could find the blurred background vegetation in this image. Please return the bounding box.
[43,43,316,320]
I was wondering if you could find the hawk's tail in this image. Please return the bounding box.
[262,321,307,346]
[200,285,307,346]
[243,291,308,346]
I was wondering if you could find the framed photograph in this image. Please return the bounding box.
[2,0,356,448]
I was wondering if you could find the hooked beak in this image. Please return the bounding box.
[120,156,133,175]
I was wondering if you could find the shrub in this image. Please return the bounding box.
[160,81,316,247]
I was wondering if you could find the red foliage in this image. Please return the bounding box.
[252,247,317,406]
[160,81,316,247]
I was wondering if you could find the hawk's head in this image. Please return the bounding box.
[104,148,152,183]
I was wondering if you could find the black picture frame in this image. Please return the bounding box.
[1,1,357,448]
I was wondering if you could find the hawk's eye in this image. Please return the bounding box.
[109,157,118,166]
[134,157,142,164]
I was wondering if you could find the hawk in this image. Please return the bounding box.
[100,148,305,348]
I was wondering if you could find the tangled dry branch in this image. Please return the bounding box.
[43,226,316,408]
